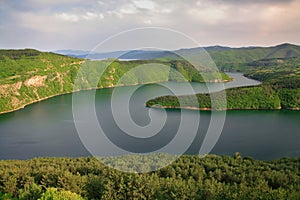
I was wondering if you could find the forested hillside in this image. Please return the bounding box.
[0,49,230,114]
[62,43,300,66]
[147,51,300,110]
[152,43,300,70]
[209,43,300,71]
[179,43,300,72]
[0,49,82,113]
[1,45,299,114]
[147,85,283,110]
[0,155,299,199]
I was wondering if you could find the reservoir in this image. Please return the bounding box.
[0,73,299,160]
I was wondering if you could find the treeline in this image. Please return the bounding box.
[0,154,299,199]
[0,49,41,60]
[147,85,299,110]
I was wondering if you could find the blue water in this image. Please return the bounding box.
[0,73,299,160]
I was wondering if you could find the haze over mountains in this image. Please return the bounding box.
[54,49,175,60]
[54,43,300,62]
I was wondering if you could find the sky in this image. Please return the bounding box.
[1,0,300,51]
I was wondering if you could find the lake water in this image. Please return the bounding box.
[0,73,299,160]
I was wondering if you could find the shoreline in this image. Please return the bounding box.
[2,74,297,115]
[2,83,298,115]
[2,85,298,115]
[148,105,300,111]
[0,79,217,115]
[1,152,299,161]
[0,90,80,115]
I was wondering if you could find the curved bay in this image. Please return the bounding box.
[0,73,299,160]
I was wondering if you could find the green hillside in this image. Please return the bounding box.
[147,84,300,110]
[244,57,300,109]
[147,56,300,110]
[245,57,300,85]
[209,43,300,70]
[0,49,230,114]
[0,50,82,113]
[170,43,300,72]
[147,85,283,110]
[1,46,299,113]
[0,155,299,199]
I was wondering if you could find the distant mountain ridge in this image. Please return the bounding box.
[54,49,90,56]
[54,49,175,60]
[54,43,300,66]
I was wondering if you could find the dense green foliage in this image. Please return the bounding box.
[244,57,300,109]
[0,50,82,113]
[0,49,41,60]
[147,85,299,110]
[1,46,299,113]
[0,47,299,199]
[0,155,299,199]
[0,49,230,114]
[147,85,283,110]
[164,43,300,72]
[148,55,300,110]
[208,43,300,72]
[245,57,300,87]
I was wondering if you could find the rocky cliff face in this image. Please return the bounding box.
[24,75,47,87]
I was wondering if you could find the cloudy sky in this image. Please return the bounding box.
[1,0,300,51]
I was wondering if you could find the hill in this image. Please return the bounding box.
[0,49,82,113]
[147,56,300,110]
[1,44,299,114]
[0,49,230,114]
[53,49,90,56]
[55,43,300,70]
[172,43,300,72]
[54,49,176,60]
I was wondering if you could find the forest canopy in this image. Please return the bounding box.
[0,154,299,200]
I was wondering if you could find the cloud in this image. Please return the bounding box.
[208,0,294,5]
[119,4,138,15]
[55,12,104,22]
[83,12,100,20]
[56,13,79,22]
[133,0,156,10]
[1,0,300,50]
